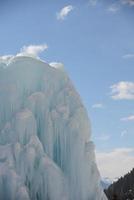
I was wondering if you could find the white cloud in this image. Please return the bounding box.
[110,81,134,100]
[121,115,134,121]
[121,0,134,6]
[49,62,64,70]
[57,5,74,20]
[107,4,120,12]
[89,0,98,6]
[123,54,134,59]
[96,148,134,179]
[92,103,103,108]
[17,44,48,58]
[95,134,110,141]
[0,44,48,65]
[121,130,127,137]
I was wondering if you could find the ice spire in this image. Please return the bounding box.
[0,56,107,200]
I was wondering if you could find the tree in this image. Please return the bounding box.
[112,194,119,200]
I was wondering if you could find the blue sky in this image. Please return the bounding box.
[0,0,134,179]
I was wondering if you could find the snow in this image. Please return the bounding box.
[49,62,64,70]
[0,55,107,200]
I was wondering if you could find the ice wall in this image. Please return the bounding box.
[0,56,107,200]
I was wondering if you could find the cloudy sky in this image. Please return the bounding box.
[0,0,134,180]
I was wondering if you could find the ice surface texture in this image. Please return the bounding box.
[0,56,107,200]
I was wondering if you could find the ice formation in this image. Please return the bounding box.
[0,56,107,200]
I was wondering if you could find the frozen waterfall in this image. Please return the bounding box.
[0,56,107,200]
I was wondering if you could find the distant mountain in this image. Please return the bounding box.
[104,168,134,200]
[101,178,113,189]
